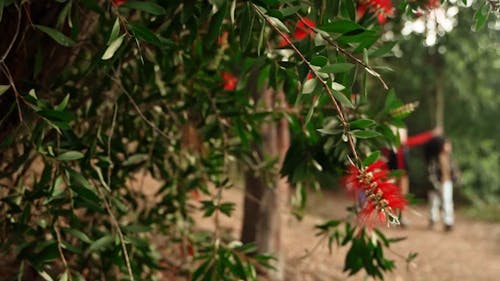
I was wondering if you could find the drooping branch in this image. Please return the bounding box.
[253,4,360,163]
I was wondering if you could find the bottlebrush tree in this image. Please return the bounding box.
[0,0,492,281]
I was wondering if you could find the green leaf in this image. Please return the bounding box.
[123,224,151,233]
[473,2,490,31]
[36,241,59,265]
[311,56,328,67]
[407,252,418,263]
[59,271,69,281]
[110,196,128,213]
[240,3,255,52]
[331,89,354,108]
[319,20,362,33]
[37,109,75,122]
[107,18,121,45]
[0,84,10,96]
[279,6,301,17]
[305,102,315,125]
[383,89,401,113]
[56,151,84,161]
[122,1,166,15]
[316,127,342,135]
[319,63,354,73]
[80,0,105,14]
[0,0,4,24]
[67,169,101,203]
[219,202,236,217]
[102,34,125,60]
[363,151,380,166]
[123,153,149,166]
[62,227,93,244]
[331,81,345,91]
[349,119,375,129]
[34,25,76,47]
[87,235,114,253]
[206,1,227,44]
[268,16,290,33]
[38,270,55,281]
[302,78,317,94]
[55,94,70,111]
[351,130,381,139]
[369,41,397,58]
[316,220,341,231]
[128,23,161,46]
[341,0,356,21]
[338,30,377,43]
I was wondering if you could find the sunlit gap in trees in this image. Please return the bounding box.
[401,2,463,47]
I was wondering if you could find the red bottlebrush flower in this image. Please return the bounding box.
[221,72,238,91]
[218,31,228,46]
[191,190,201,201]
[294,17,316,40]
[357,0,395,25]
[279,18,316,47]
[424,0,441,10]
[377,13,388,25]
[356,3,368,20]
[179,242,195,257]
[278,35,291,48]
[112,0,126,6]
[343,160,406,226]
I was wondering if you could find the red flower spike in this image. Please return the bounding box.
[343,160,406,226]
[191,190,201,201]
[294,17,316,40]
[280,18,316,47]
[425,0,441,10]
[377,13,387,25]
[278,35,291,48]
[221,72,238,91]
[357,0,395,25]
[112,0,126,7]
[218,31,229,46]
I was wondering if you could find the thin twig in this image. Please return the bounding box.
[320,35,388,90]
[293,13,389,90]
[92,100,135,281]
[0,63,23,123]
[295,232,329,261]
[92,172,135,281]
[0,8,27,144]
[110,75,171,140]
[102,195,135,281]
[0,4,22,63]
[253,5,359,162]
[54,225,73,281]
[107,103,118,185]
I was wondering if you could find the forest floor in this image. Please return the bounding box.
[190,186,500,281]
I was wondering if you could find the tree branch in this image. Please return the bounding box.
[253,5,360,163]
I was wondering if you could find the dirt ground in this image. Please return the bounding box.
[193,187,500,281]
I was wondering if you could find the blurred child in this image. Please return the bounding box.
[383,127,441,226]
[424,136,458,231]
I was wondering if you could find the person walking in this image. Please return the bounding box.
[424,136,458,231]
[383,127,441,227]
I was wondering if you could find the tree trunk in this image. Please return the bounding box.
[241,88,290,281]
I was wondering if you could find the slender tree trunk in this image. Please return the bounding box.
[241,88,290,281]
[435,71,444,129]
